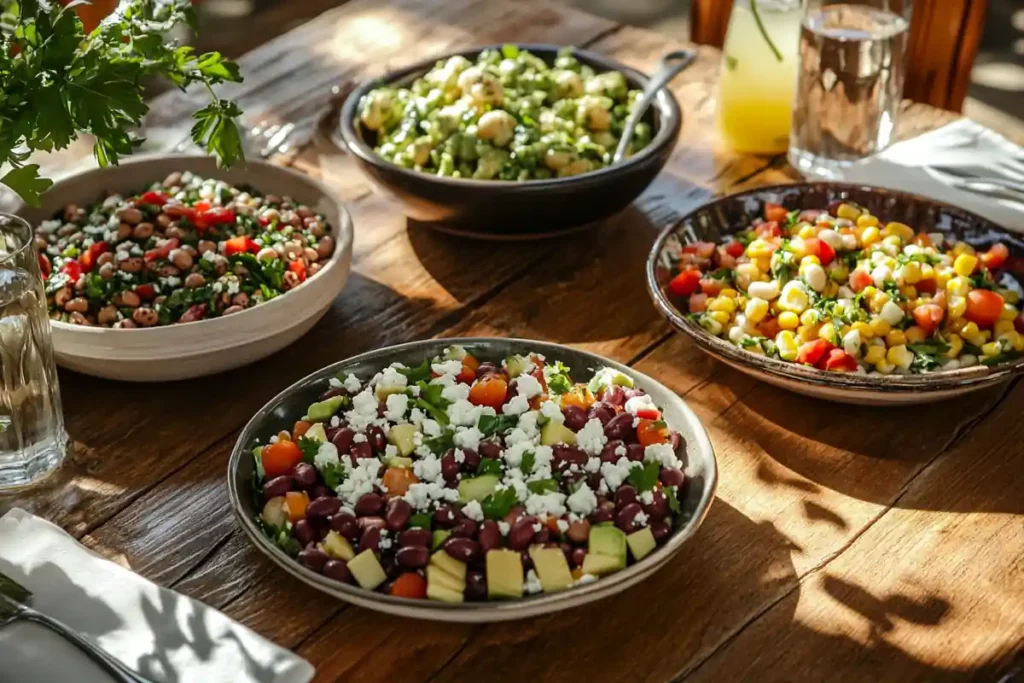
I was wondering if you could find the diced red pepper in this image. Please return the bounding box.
[60,259,82,282]
[849,269,872,292]
[139,191,170,207]
[163,204,198,223]
[195,201,211,213]
[635,407,661,420]
[912,304,945,334]
[981,243,1009,270]
[196,208,236,231]
[803,238,836,265]
[135,284,156,301]
[38,253,51,277]
[796,339,833,367]
[224,236,260,256]
[288,259,307,282]
[915,278,937,294]
[668,268,702,298]
[756,221,782,239]
[764,203,788,223]
[699,278,724,296]
[144,238,180,262]
[78,241,109,272]
[724,241,745,258]
[682,241,717,259]
[456,366,476,384]
[823,349,858,372]
[757,317,781,339]
[688,293,708,313]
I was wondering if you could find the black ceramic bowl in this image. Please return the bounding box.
[338,44,682,239]
[647,183,1024,405]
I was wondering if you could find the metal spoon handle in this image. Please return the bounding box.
[613,49,697,164]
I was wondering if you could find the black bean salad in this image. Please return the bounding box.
[252,346,688,603]
[35,171,335,327]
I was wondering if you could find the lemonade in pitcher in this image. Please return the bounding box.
[716,0,803,154]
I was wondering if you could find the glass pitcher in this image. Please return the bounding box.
[716,0,804,154]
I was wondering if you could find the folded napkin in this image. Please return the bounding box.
[840,118,1024,232]
[0,508,314,683]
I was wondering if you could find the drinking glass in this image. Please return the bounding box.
[0,213,67,490]
[788,0,913,178]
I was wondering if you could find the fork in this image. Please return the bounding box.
[0,582,155,683]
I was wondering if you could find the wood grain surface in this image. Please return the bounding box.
[3,1,1020,681]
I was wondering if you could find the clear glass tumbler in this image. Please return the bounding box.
[788,0,913,178]
[0,213,67,490]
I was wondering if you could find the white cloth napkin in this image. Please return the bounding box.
[0,508,314,683]
[840,118,1024,232]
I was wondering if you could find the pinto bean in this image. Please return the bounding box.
[96,252,115,267]
[184,273,205,288]
[115,290,141,308]
[119,257,144,273]
[97,306,119,325]
[132,307,158,327]
[133,222,154,239]
[198,240,217,254]
[256,247,278,261]
[170,249,193,270]
[54,287,72,307]
[116,207,142,225]
[65,297,89,313]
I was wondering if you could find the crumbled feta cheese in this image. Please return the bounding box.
[447,399,482,427]
[633,511,649,527]
[524,569,543,595]
[329,415,341,428]
[601,457,642,491]
[441,382,471,403]
[336,457,381,506]
[502,394,530,416]
[525,492,567,518]
[378,533,393,551]
[202,250,216,262]
[614,444,627,457]
[462,500,484,522]
[328,377,343,389]
[408,407,426,426]
[454,426,483,451]
[313,442,340,471]
[639,490,654,505]
[384,444,398,459]
[421,419,442,437]
[431,359,463,377]
[514,374,543,399]
[377,366,408,391]
[403,481,452,510]
[160,276,181,288]
[343,374,362,393]
[502,442,532,468]
[539,400,565,424]
[352,433,368,444]
[385,393,409,422]
[584,456,601,473]
[227,278,240,295]
[576,418,608,456]
[413,454,443,483]
[498,521,510,536]
[624,394,658,417]
[453,448,466,463]
[575,573,598,586]
[556,519,569,533]
[644,443,681,469]
[406,384,421,397]
[566,482,598,516]
[347,389,380,430]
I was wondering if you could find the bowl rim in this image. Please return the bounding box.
[646,181,1024,393]
[226,337,718,619]
[18,154,355,337]
[338,43,683,191]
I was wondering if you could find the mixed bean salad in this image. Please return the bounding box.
[359,46,652,180]
[36,172,335,328]
[252,347,688,602]
[666,201,1024,374]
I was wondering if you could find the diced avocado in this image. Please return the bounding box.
[626,527,657,562]
[528,546,574,593]
[322,531,355,561]
[375,385,406,401]
[432,529,451,550]
[427,582,465,603]
[430,549,467,581]
[253,446,266,479]
[347,549,387,590]
[581,551,623,576]
[307,396,344,422]
[588,369,634,394]
[588,525,627,570]
[504,354,528,378]
[382,455,414,469]
[261,496,288,528]
[443,345,468,361]
[540,421,577,446]
[458,474,499,502]
[304,422,328,443]
[387,423,418,457]
[427,564,465,594]
[486,549,524,599]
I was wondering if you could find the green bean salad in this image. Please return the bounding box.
[358,46,653,181]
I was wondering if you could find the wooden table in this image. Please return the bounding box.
[6,1,1022,680]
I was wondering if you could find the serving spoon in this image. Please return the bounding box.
[613,49,698,164]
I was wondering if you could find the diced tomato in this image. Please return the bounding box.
[756,220,782,239]
[725,241,745,258]
[849,269,872,292]
[60,259,82,282]
[803,238,835,265]
[636,418,670,446]
[78,241,109,272]
[912,304,945,334]
[456,365,476,384]
[293,420,312,438]
[382,467,419,498]
[284,491,310,523]
[688,293,708,313]
[915,278,937,295]
[261,440,302,478]
[699,278,725,296]
[139,190,170,207]
[682,241,717,259]
[390,572,427,599]
[468,377,508,409]
[288,259,307,283]
[635,407,661,420]
[796,339,833,367]
[757,317,781,339]
[823,349,858,372]
[163,204,198,223]
[462,352,480,372]
[195,200,211,213]
[196,207,236,231]
[135,284,156,301]
[965,289,1005,328]
[144,237,180,262]
[38,253,51,277]
[764,203,788,223]
[668,268,702,298]
[981,243,1009,270]
[224,236,260,256]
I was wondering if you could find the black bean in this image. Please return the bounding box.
[261,476,292,502]
[552,445,587,472]
[588,403,616,426]
[367,425,388,454]
[625,444,645,462]
[330,513,360,542]
[659,467,685,488]
[461,448,481,472]
[477,520,501,553]
[360,525,381,552]
[478,441,502,460]
[441,452,460,484]
[650,519,672,542]
[615,502,642,531]
[322,559,353,583]
[450,518,478,539]
[350,441,373,460]
[533,529,552,545]
[309,485,331,500]
[331,427,355,454]
[591,502,615,525]
[433,504,459,528]
[570,547,587,568]
[643,490,670,520]
[600,440,624,463]
[293,519,316,547]
[319,387,349,402]
[465,571,487,601]
[615,485,637,508]
[508,516,537,551]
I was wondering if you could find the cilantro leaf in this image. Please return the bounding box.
[481,488,519,520]
[625,462,660,493]
[321,463,345,490]
[297,436,321,464]
[981,350,1023,366]
[398,360,432,384]
[424,429,455,455]
[526,478,558,494]
[476,458,503,477]
[908,340,951,356]
[520,451,536,475]
[786,209,801,228]
[478,414,518,438]
[256,519,301,557]
[543,360,573,395]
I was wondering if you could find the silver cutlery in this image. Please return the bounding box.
[613,49,697,164]
[0,571,155,683]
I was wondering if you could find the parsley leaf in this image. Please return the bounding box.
[297,436,321,464]
[786,209,801,228]
[0,165,52,206]
[423,429,455,455]
[478,414,518,438]
[625,462,661,493]
[399,360,432,384]
[476,458,503,477]
[321,463,345,490]
[981,350,1023,366]
[481,488,519,520]
[543,360,573,395]
[256,519,301,557]
[908,340,952,356]
[526,478,559,494]
[520,451,536,475]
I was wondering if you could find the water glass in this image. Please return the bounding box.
[0,213,67,490]
[788,0,913,179]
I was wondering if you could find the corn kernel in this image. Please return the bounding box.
[884,222,914,242]
[800,255,821,267]
[874,360,895,375]
[999,304,1017,321]
[864,345,886,364]
[777,311,799,330]
[797,324,820,342]
[951,241,975,256]
[882,235,903,250]
[800,309,819,326]
[961,322,980,338]
[886,329,907,346]
[869,291,890,313]
[797,224,817,240]
[981,342,1001,357]
[948,295,967,320]
[861,226,881,246]
[995,320,1015,336]
[709,297,737,313]
[775,331,799,361]
[946,276,970,296]
[901,261,921,284]
[754,255,772,273]
[819,323,836,342]
[953,254,978,277]
[919,263,935,280]
[900,285,917,299]
[861,286,877,298]
[852,321,873,339]
[947,317,968,334]
[981,329,992,342]
[747,239,774,258]
[745,298,769,323]
[823,280,840,298]
[869,317,891,337]
[856,214,879,229]
[778,281,810,313]
[887,344,914,370]
[708,310,731,325]
[720,288,739,299]
[935,269,952,289]
[827,263,849,282]
[905,326,926,344]
[945,334,963,358]
[1002,331,1024,352]
[836,203,861,220]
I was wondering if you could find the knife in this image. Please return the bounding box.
[0,570,155,683]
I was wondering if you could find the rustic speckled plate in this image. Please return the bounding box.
[647,183,1024,405]
[227,338,716,622]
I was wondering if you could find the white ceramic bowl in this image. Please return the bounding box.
[228,338,717,622]
[16,155,353,382]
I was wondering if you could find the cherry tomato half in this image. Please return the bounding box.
[390,572,427,599]
[261,439,302,478]
[468,377,508,409]
[965,289,1005,329]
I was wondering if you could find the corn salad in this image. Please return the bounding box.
[665,201,1024,375]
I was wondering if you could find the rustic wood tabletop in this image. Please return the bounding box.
[4,0,1022,681]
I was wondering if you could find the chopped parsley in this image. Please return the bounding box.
[399,360,433,384]
[297,436,321,464]
[478,414,518,438]
[526,478,559,494]
[321,462,345,490]
[476,458,503,477]
[544,360,573,395]
[625,461,661,493]
[520,451,536,475]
